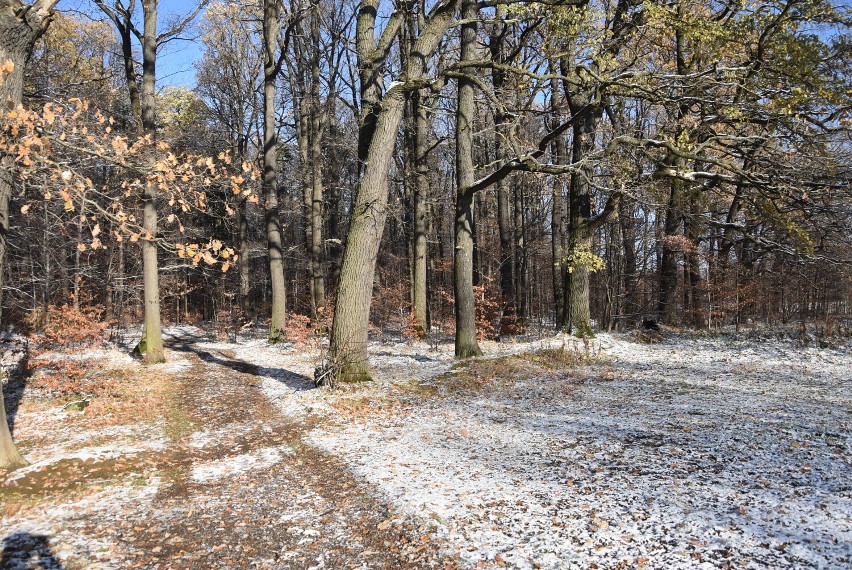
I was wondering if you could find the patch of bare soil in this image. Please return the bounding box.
[2,339,451,570]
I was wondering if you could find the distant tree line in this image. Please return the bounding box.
[1,0,850,378]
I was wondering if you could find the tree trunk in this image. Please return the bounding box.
[619,198,638,326]
[490,11,517,333]
[550,74,568,326]
[453,0,482,358]
[138,0,164,363]
[263,0,287,342]
[658,173,682,325]
[559,103,600,337]
[329,90,407,381]
[411,88,429,338]
[0,0,59,470]
[327,0,461,382]
[308,4,325,318]
[355,0,383,167]
[684,190,702,327]
[513,183,526,320]
[238,197,250,314]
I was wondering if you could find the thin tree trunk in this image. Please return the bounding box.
[550,73,568,326]
[138,0,164,363]
[453,0,482,358]
[513,183,526,320]
[658,173,682,325]
[238,197,250,314]
[73,191,87,309]
[619,198,638,326]
[411,88,429,337]
[308,4,325,317]
[684,191,702,326]
[263,0,287,342]
[490,11,518,332]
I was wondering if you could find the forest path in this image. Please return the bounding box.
[2,335,448,570]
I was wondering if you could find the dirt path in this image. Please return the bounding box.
[2,339,449,570]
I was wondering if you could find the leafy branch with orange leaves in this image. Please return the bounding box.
[1,63,259,272]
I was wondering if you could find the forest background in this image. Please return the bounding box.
[0,0,849,376]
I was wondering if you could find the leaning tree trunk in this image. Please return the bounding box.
[0,0,59,470]
[453,0,482,357]
[329,90,408,381]
[263,0,287,342]
[327,0,461,383]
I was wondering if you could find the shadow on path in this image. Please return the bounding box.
[1,532,64,570]
[2,340,29,436]
[164,332,315,392]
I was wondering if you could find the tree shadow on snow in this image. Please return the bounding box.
[1,339,29,437]
[165,333,315,392]
[0,532,64,569]
[2,373,26,437]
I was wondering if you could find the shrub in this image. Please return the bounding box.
[26,304,114,396]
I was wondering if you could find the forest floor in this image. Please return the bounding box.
[1,326,850,569]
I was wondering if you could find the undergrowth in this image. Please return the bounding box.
[26,304,114,397]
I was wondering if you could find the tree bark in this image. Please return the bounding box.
[0,0,59,470]
[619,198,638,326]
[263,0,287,342]
[489,10,517,333]
[410,87,429,338]
[402,6,430,340]
[330,90,407,381]
[93,1,142,132]
[559,102,599,337]
[137,0,164,363]
[551,140,568,327]
[327,0,461,382]
[453,0,482,357]
[658,172,682,325]
[307,2,325,318]
[238,197,250,314]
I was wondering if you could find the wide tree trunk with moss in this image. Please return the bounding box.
[0,0,59,470]
[453,0,482,358]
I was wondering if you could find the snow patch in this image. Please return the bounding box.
[190,445,294,483]
[305,334,852,569]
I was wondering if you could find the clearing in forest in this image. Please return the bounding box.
[1,327,850,569]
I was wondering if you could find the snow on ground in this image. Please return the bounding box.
[303,333,852,569]
[190,445,294,483]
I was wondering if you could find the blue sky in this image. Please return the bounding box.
[61,0,208,88]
